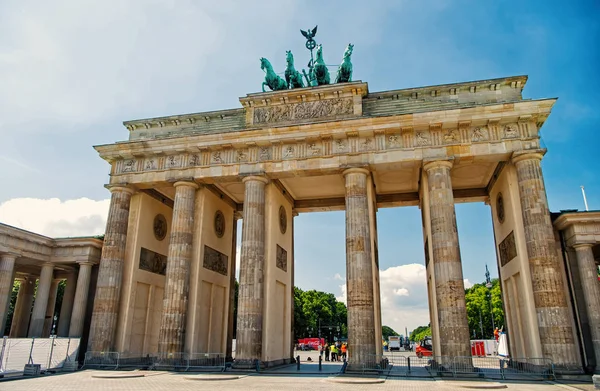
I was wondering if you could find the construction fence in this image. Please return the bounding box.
[353,353,556,380]
[0,337,80,375]
[83,351,226,372]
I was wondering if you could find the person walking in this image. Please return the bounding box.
[324,342,330,361]
[341,343,347,361]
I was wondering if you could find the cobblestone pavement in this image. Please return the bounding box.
[0,371,589,391]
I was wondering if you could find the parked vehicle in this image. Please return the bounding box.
[388,336,401,352]
[415,336,433,358]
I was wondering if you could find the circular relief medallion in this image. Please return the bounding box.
[496,193,505,224]
[214,210,225,238]
[153,214,167,241]
[279,205,287,234]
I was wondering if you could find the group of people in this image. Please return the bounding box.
[319,342,347,362]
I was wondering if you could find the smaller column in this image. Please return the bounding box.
[0,254,17,335]
[573,243,600,371]
[423,160,471,360]
[226,212,240,362]
[57,272,77,337]
[28,263,55,337]
[10,277,35,337]
[42,279,60,337]
[343,168,376,367]
[158,181,199,356]
[235,175,268,367]
[69,262,94,337]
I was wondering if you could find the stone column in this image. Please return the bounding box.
[57,272,77,337]
[69,262,94,337]
[290,211,297,361]
[158,181,198,356]
[235,175,268,367]
[28,263,55,337]
[423,160,471,359]
[573,243,600,370]
[512,151,578,365]
[88,186,134,353]
[10,277,35,337]
[226,213,240,362]
[343,168,376,367]
[42,279,60,337]
[0,254,17,335]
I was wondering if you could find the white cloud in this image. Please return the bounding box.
[333,273,344,281]
[0,197,110,237]
[464,279,473,289]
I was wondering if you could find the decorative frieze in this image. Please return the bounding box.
[139,247,167,276]
[276,245,287,272]
[253,98,354,125]
[498,231,517,266]
[203,245,228,276]
[113,121,537,174]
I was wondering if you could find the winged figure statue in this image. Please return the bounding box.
[300,26,318,40]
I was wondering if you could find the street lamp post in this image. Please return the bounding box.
[485,265,495,337]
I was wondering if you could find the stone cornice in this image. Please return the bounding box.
[95,99,556,163]
[123,108,244,132]
[554,211,600,230]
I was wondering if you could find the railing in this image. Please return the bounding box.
[376,352,555,380]
[0,337,80,375]
[82,351,226,372]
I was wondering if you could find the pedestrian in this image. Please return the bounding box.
[324,342,330,361]
[341,343,347,361]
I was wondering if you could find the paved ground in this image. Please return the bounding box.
[1,371,594,391]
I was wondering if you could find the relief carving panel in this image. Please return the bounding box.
[139,247,167,276]
[498,231,517,266]
[203,245,228,276]
[276,244,288,272]
[253,98,354,125]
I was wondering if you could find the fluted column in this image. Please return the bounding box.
[343,168,376,367]
[10,277,35,337]
[573,243,600,371]
[88,186,134,352]
[69,262,94,337]
[226,213,240,362]
[235,175,268,366]
[57,272,77,337]
[28,263,55,337]
[0,254,17,335]
[512,151,578,365]
[424,160,471,359]
[42,279,60,337]
[158,181,198,356]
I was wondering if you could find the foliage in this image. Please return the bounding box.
[409,325,431,342]
[382,325,399,340]
[408,278,505,342]
[3,280,20,336]
[293,287,347,341]
[465,278,504,339]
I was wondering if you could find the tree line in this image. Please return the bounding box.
[409,278,505,341]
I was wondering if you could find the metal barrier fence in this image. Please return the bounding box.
[0,337,80,375]
[83,351,226,372]
[352,353,555,380]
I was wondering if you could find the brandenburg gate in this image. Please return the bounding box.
[86,71,594,370]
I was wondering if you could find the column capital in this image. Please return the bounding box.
[105,184,135,195]
[573,242,595,250]
[342,167,370,177]
[76,260,96,267]
[423,159,453,172]
[173,180,200,189]
[511,149,547,165]
[1,253,19,261]
[242,175,269,185]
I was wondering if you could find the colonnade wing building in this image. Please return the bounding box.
[1,76,600,372]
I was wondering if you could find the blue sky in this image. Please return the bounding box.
[1,0,598,332]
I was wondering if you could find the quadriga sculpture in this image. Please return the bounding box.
[260,57,288,92]
[335,43,354,83]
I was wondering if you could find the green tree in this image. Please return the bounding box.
[409,324,431,342]
[465,278,504,339]
[382,325,399,340]
[292,287,347,341]
[3,280,20,336]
